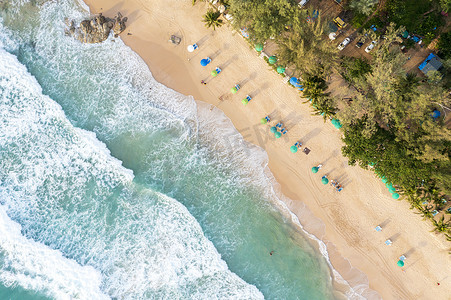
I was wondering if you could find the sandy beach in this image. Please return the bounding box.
[82,0,451,298]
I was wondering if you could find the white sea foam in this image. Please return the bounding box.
[0,43,262,299]
[0,205,109,299]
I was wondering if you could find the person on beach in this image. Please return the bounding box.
[270,251,274,256]
[201,80,207,85]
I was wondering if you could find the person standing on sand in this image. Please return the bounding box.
[270,251,274,256]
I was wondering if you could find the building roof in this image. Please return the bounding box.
[419,53,443,74]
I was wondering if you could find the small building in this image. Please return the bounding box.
[418,53,443,75]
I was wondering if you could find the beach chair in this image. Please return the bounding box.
[375,225,382,232]
[215,67,222,74]
[385,239,393,246]
[241,95,252,106]
[265,116,271,122]
[276,122,283,128]
[281,128,287,134]
[399,255,406,261]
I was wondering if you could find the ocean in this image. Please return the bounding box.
[0,0,347,299]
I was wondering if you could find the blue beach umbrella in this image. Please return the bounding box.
[386,183,393,189]
[381,177,388,183]
[331,118,343,129]
[392,193,400,199]
[397,260,404,267]
[311,167,319,173]
[255,43,263,52]
[321,177,329,185]
[388,186,396,193]
[290,146,298,153]
[275,132,282,138]
[277,66,286,74]
[268,56,277,64]
[200,57,211,66]
[270,126,277,133]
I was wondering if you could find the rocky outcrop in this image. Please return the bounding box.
[65,12,127,43]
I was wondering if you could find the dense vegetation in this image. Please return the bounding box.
[194,0,451,239]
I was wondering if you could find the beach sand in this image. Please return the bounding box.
[83,0,451,298]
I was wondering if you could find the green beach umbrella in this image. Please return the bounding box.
[242,99,248,106]
[397,260,404,267]
[211,70,218,77]
[260,118,268,124]
[381,177,388,183]
[321,177,329,185]
[290,145,298,153]
[392,193,400,199]
[275,132,282,138]
[331,118,343,129]
[231,87,238,94]
[311,167,319,173]
[388,187,396,193]
[386,183,393,189]
[268,56,277,64]
[277,66,285,74]
[270,126,277,133]
[255,43,263,52]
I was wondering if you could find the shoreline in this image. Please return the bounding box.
[83,0,451,299]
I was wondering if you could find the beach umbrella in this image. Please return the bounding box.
[432,110,441,119]
[255,43,263,52]
[290,77,301,86]
[386,183,393,189]
[311,167,319,173]
[268,56,277,64]
[260,118,268,124]
[389,187,397,193]
[290,146,298,153]
[277,66,285,74]
[231,87,238,94]
[397,260,404,267]
[211,70,218,77]
[381,177,388,183]
[187,44,198,52]
[321,177,329,185]
[270,126,277,133]
[331,118,342,129]
[275,132,282,138]
[200,57,211,66]
[392,193,400,199]
[242,99,248,106]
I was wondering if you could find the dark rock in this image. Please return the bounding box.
[66,12,127,44]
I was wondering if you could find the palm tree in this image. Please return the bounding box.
[202,10,223,30]
[431,216,451,233]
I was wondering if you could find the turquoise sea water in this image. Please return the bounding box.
[0,0,346,299]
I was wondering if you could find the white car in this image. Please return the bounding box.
[298,0,309,7]
[337,38,351,51]
[365,41,377,53]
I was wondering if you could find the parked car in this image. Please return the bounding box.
[298,0,309,7]
[337,38,351,50]
[365,40,377,53]
[356,40,364,48]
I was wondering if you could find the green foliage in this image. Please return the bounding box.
[440,0,451,12]
[302,73,336,120]
[340,57,372,84]
[349,0,379,16]
[437,31,451,59]
[202,10,223,30]
[350,12,368,29]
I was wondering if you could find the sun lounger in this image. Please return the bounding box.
[385,239,392,246]
[399,255,406,261]
[375,225,382,232]
[276,123,283,128]
[281,128,287,134]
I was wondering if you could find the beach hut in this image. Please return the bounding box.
[392,193,400,199]
[255,43,263,52]
[277,66,286,74]
[261,118,268,124]
[275,132,282,138]
[200,57,211,66]
[311,166,319,173]
[321,177,329,184]
[268,56,277,64]
[290,145,298,153]
[270,126,277,133]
